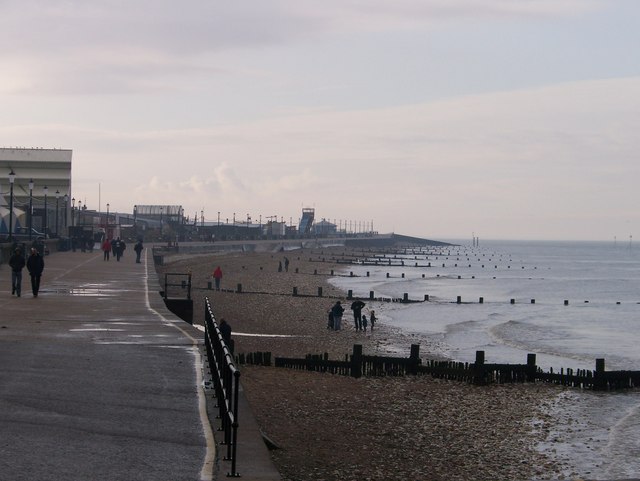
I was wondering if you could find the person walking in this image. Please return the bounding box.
[284,256,290,272]
[362,314,368,332]
[102,238,112,261]
[9,248,26,297]
[133,239,144,263]
[369,310,377,331]
[26,247,45,297]
[331,301,344,331]
[113,237,122,261]
[213,266,223,290]
[350,299,366,331]
[219,318,234,353]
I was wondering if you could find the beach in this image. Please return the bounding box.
[157,246,568,481]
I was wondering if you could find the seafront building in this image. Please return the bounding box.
[0,147,72,237]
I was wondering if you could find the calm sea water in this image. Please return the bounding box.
[329,239,640,479]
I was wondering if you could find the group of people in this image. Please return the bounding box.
[328,299,376,332]
[9,247,45,298]
[101,237,144,263]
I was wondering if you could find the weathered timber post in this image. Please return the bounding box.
[351,344,363,378]
[457,296,462,304]
[527,353,537,382]
[474,350,487,385]
[236,283,242,293]
[403,293,409,302]
[347,289,353,300]
[317,287,323,297]
[370,291,374,300]
[293,287,298,297]
[479,297,484,304]
[408,344,420,375]
[594,358,606,391]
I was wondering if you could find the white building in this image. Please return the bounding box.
[0,148,73,236]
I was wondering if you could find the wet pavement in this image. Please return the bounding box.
[0,247,280,481]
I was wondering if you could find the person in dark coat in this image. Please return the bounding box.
[26,247,45,297]
[133,239,144,263]
[219,318,234,353]
[350,299,366,331]
[9,247,26,297]
[331,301,344,331]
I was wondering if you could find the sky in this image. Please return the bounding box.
[1,0,639,241]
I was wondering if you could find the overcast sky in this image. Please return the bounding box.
[1,0,638,241]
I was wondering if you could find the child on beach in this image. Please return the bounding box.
[362,315,368,332]
[369,310,376,330]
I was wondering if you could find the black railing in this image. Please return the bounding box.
[204,297,241,477]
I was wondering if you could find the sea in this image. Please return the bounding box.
[328,239,640,480]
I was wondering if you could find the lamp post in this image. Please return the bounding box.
[55,190,60,237]
[106,203,110,230]
[160,206,163,237]
[63,194,68,233]
[201,210,204,228]
[28,179,34,241]
[71,197,76,227]
[8,169,16,243]
[217,211,220,227]
[43,186,48,237]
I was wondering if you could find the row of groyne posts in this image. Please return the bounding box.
[238,344,640,391]
[203,297,241,478]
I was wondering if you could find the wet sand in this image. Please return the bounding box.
[158,247,567,481]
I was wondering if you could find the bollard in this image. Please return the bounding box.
[458,275,461,279]
[457,296,462,304]
[564,300,569,306]
[367,271,370,277]
[479,297,484,304]
[347,289,353,300]
[510,299,515,304]
[403,293,409,302]
[424,294,429,301]
[293,287,298,297]
[237,283,242,293]
[351,344,363,379]
[350,272,354,277]
[401,273,405,278]
[422,274,425,278]
[369,291,374,300]
[317,287,323,297]
[531,299,535,304]
[527,353,537,382]
[386,273,390,278]
[408,344,420,375]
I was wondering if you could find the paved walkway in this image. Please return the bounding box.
[0,247,280,481]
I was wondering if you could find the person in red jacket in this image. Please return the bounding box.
[102,238,112,261]
[213,266,223,290]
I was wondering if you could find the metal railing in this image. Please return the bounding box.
[203,297,241,477]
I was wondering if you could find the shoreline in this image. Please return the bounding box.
[157,246,568,480]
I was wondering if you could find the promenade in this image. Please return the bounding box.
[0,246,280,481]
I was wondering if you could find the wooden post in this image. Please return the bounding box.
[594,358,606,391]
[403,293,409,302]
[369,291,374,300]
[479,297,484,304]
[408,344,420,375]
[236,283,242,293]
[510,298,515,304]
[457,296,462,304]
[317,287,323,297]
[293,287,298,297]
[347,289,353,300]
[474,350,486,385]
[351,344,363,378]
[527,353,536,382]
[424,294,429,301]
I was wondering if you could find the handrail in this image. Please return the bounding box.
[203,297,241,477]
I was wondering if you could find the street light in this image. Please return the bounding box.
[55,189,60,237]
[106,203,110,231]
[71,197,76,226]
[28,179,34,241]
[43,186,48,237]
[8,169,15,243]
[63,194,68,233]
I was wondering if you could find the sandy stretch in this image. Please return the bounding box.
[158,246,568,481]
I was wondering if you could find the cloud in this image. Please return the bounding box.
[0,0,607,95]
